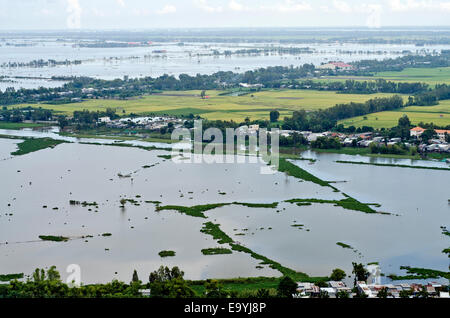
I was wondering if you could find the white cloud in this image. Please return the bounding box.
[319,5,330,12]
[261,0,312,13]
[363,4,382,28]
[92,8,105,17]
[66,0,82,29]
[333,0,352,13]
[40,8,53,16]
[388,0,450,12]
[194,0,223,13]
[440,1,450,10]
[332,1,383,27]
[116,0,125,8]
[228,0,246,11]
[157,5,177,15]
[389,0,432,11]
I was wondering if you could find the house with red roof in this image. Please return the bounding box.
[410,126,425,137]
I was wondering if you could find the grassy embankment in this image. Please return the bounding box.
[277,158,335,189]
[309,147,450,160]
[278,159,384,214]
[200,222,326,282]
[59,129,179,144]
[336,160,450,171]
[0,122,47,130]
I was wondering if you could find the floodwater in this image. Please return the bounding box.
[0,137,448,284]
[1,38,449,90]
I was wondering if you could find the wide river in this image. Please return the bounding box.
[0,132,448,284]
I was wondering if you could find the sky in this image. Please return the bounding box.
[0,0,449,30]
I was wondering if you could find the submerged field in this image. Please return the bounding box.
[12,89,402,122]
[340,100,450,128]
[0,137,448,285]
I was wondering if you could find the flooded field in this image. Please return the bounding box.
[0,137,448,284]
[2,38,450,90]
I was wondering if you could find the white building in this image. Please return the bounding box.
[98,116,111,123]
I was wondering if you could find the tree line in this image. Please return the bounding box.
[282,95,404,132]
[290,79,429,95]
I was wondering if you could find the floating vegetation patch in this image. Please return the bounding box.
[0,273,24,282]
[442,248,450,257]
[101,233,112,237]
[11,138,68,156]
[142,163,159,169]
[158,250,176,258]
[285,197,380,214]
[233,202,279,209]
[156,202,279,218]
[336,160,450,171]
[120,198,140,207]
[38,235,69,242]
[201,247,233,255]
[157,155,172,160]
[388,266,450,280]
[336,242,352,249]
[297,157,317,163]
[145,200,161,205]
[157,203,228,218]
[441,226,450,237]
[296,202,312,206]
[69,200,98,207]
[336,242,362,256]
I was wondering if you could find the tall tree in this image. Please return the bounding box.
[277,276,297,298]
[270,110,280,123]
[132,270,139,283]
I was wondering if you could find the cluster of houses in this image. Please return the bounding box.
[98,116,183,130]
[410,126,450,152]
[274,126,450,153]
[316,61,354,71]
[94,118,450,155]
[296,281,449,298]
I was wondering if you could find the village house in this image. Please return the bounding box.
[294,278,448,298]
[98,116,111,123]
[410,126,450,142]
[436,129,450,142]
[317,61,354,71]
[410,126,425,137]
